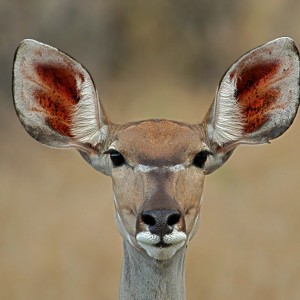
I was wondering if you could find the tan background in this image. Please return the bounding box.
[1,1,300,299]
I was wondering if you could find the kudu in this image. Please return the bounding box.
[13,37,299,299]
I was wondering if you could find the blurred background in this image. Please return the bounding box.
[1,0,300,299]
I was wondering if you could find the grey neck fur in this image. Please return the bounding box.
[119,241,186,300]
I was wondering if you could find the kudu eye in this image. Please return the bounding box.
[107,150,125,167]
[193,150,211,169]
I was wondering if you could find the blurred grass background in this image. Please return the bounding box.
[1,0,300,299]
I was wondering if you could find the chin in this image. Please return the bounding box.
[140,241,186,260]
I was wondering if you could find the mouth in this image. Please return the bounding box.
[155,241,171,248]
[136,229,187,260]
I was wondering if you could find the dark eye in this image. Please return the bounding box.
[193,150,211,169]
[107,150,125,167]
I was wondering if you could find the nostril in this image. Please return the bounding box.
[141,209,181,236]
[167,212,181,226]
[142,213,156,226]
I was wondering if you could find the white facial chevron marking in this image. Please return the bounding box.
[135,164,186,173]
[135,164,158,172]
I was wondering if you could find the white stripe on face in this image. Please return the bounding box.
[134,164,186,173]
[168,164,185,172]
[135,164,159,172]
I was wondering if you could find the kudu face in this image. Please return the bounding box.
[13,38,300,261]
[110,121,206,259]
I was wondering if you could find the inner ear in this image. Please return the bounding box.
[234,61,283,134]
[33,63,82,137]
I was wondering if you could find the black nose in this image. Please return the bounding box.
[141,209,181,236]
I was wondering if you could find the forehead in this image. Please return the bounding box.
[114,120,204,165]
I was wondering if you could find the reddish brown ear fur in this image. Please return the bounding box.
[33,63,82,137]
[234,61,281,133]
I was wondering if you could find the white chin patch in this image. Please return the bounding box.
[136,229,187,260]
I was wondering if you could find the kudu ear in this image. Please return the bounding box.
[13,39,109,157]
[203,37,300,174]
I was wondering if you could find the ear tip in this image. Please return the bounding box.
[19,38,43,47]
[270,36,294,44]
[14,39,40,63]
[15,39,57,60]
[16,39,39,53]
[269,37,299,54]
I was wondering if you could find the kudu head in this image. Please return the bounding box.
[13,38,299,260]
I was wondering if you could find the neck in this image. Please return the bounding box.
[119,241,186,300]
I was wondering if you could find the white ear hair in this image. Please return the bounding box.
[71,80,108,146]
[208,76,244,147]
